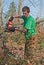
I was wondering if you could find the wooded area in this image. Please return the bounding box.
[0,0,44,65]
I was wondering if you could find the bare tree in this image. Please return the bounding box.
[0,0,2,25]
[18,0,23,15]
[18,0,23,23]
[5,1,16,18]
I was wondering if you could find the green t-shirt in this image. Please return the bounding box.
[22,15,37,40]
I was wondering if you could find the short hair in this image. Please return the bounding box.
[22,6,30,13]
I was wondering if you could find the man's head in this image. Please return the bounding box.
[22,6,30,18]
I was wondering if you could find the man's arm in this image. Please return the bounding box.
[9,14,24,21]
[14,14,22,18]
[8,15,20,21]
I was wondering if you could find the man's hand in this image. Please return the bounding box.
[9,16,14,21]
[23,28,27,33]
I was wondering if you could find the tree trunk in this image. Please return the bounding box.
[18,0,23,15]
[0,0,2,25]
[18,0,23,22]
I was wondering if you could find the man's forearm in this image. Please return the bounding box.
[14,15,21,18]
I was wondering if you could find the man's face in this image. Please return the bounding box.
[23,10,29,18]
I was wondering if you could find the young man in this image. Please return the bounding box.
[14,6,37,40]
[14,6,37,65]
[9,6,37,65]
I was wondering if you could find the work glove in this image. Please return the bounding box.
[9,16,14,21]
